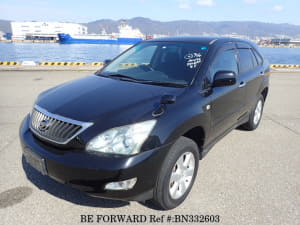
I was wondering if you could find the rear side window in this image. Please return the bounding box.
[252,49,263,65]
[209,49,238,80]
[238,49,258,74]
[251,50,258,68]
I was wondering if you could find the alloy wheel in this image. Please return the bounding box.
[253,100,263,125]
[169,152,195,199]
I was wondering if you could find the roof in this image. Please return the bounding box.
[146,36,253,46]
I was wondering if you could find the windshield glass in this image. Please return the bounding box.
[100,41,208,86]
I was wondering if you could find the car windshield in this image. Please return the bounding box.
[99,41,208,87]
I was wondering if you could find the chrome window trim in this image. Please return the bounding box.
[30,105,93,145]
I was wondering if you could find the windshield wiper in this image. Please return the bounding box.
[96,73,142,82]
[138,80,188,88]
[97,73,187,87]
[108,74,139,80]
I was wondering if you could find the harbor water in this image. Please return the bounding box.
[1,42,300,64]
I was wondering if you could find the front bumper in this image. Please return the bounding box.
[19,115,171,201]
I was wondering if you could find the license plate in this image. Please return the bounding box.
[24,148,47,175]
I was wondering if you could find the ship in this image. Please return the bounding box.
[58,21,144,44]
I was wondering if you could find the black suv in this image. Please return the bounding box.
[20,37,269,210]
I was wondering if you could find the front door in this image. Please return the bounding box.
[208,44,246,141]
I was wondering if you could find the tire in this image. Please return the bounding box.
[241,95,264,131]
[151,136,199,210]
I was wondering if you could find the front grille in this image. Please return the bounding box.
[30,105,93,144]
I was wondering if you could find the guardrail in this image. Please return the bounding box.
[91,62,104,66]
[0,61,103,66]
[39,62,87,66]
[1,62,300,68]
[270,64,300,68]
[0,62,20,65]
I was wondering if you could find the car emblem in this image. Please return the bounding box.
[38,119,51,132]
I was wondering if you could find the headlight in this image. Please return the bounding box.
[86,120,156,155]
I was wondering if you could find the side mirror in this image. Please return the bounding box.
[213,71,236,87]
[104,59,112,65]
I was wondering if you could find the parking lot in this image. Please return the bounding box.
[0,70,299,225]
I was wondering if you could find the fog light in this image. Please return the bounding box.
[105,178,137,190]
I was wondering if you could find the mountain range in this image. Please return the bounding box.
[1,17,300,39]
[85,17,300,39]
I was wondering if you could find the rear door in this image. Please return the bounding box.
[236,42,264,114]
[208,43,246,141]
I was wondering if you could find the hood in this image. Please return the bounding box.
[36,74,185,123]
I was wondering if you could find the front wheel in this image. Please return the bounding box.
[241,95,265,131]
[151,136,199,210]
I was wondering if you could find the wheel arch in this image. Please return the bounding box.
[261,87,268,101]
[182,126,205,154]
[165,122,207,159]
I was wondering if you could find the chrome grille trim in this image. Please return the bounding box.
[30,105,93,144]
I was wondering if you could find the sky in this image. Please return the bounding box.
[0,0,299,25]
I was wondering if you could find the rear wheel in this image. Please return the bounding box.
[241,95,264,131]
[151,136,199,210]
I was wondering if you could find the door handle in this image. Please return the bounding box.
[239,81,246,88]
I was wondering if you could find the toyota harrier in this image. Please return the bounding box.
[20,37,270,209]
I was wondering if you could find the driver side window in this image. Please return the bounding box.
[209,49,238,81]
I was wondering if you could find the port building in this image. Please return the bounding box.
[11,22,87,41]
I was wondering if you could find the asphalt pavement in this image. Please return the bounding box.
[0,70,299,225]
